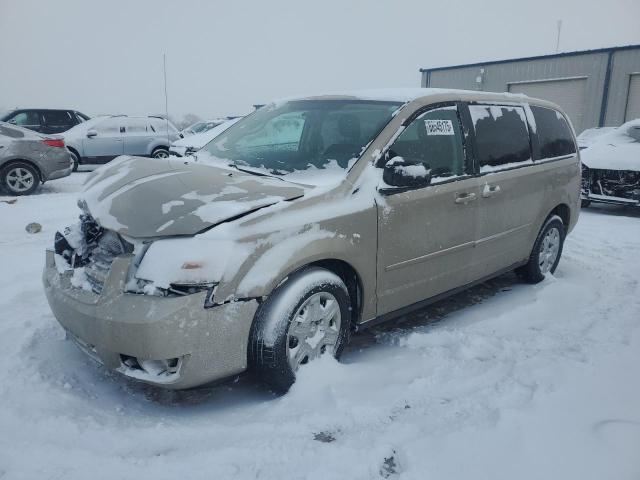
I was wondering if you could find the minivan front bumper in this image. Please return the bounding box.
[42,250,258,389]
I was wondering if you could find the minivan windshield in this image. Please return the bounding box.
[201,100,401,179]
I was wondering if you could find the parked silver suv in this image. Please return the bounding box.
[43,89,581,391]
[63,115,179,170]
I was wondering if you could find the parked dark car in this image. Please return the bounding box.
[1,109,90,135]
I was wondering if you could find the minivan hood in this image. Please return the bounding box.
[80,156,306,238]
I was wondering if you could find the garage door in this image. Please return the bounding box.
[624,74,640,122]
[508,77,587,132]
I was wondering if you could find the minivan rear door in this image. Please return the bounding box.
[376,104,483,315]
[463,103,544,277]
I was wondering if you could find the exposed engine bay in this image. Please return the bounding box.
[54,214,135,294]
[583,167,640,204]
[53,214,216,300]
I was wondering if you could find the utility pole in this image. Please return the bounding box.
[163,53,170,145]
[555,20,562,53]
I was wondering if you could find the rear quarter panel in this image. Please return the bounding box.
[526,155,581,245]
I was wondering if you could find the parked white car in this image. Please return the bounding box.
[64,115,179,170]
[179,119,229,137]
[170,117,242,157]
[576,126,616,150]
[581,119,640,207]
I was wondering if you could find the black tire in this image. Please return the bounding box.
[516,215,566,284]
[69,150,80,172]
[1,161,40,195]
[152,147,169,159]
[581,199,591,208]
[249,267,351,393]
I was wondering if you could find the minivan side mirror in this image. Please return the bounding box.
[86,129,98,138]
[383,156,431,189]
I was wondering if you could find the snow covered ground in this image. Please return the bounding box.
[1,173,639,480]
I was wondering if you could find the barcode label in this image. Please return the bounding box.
[424,119,454,135]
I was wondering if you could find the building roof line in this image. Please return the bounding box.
[419,43,640,73]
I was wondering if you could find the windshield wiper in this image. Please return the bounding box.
[228,163,285,181]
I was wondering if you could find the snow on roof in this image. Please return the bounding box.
[271,88,530,105]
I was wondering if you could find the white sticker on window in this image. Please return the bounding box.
[424,119,454,135]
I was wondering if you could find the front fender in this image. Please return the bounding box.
[214,208,378,322]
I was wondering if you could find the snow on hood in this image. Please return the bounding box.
[576,127,616,148]
[79,156,306,238]
[581,143,640,171]
[171,118,242,150]
[581,119,640,171]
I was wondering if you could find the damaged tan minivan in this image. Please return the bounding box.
[43,89,581,391]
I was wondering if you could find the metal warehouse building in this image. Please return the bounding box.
[420,44,640,133]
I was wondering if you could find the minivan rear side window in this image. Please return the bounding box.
[530,106,576,159]
[468,105,531,172]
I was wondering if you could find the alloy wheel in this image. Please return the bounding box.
[286,292,341,370]
[539,226,560,273]
[6,167,35,193]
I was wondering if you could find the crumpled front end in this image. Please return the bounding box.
[582,165,640,207]
[43,214,259,389]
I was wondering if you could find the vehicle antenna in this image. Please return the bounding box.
[163,53,170,145]
[555,20,562,53]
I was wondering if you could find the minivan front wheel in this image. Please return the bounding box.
[249,267,351,392]
[516,215,565,283]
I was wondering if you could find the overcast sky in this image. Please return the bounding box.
[1,0,639,120]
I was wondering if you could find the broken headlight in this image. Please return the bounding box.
[169,282,218,308]
[128,278,218,308]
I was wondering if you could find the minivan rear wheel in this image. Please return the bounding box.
[516,215,565,284]
[249,267,351,393]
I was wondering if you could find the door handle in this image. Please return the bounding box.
[455,192,477,204]
[482,184,501,198]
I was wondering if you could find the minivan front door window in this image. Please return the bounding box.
[386,106,466,185]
